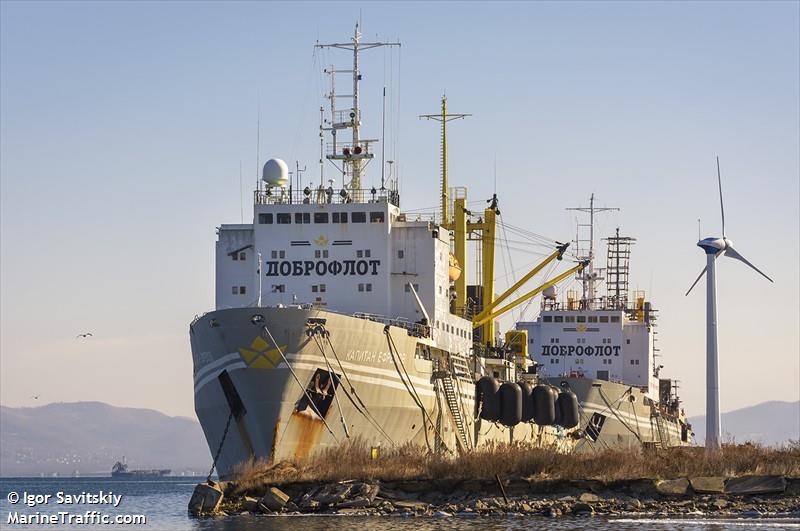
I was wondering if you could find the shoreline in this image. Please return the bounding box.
[190,474,800,519]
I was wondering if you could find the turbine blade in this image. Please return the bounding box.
[717,156,726,239]
[724,245,774,283]
[685,265,708,296]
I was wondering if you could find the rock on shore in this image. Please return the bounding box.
[188,475,800,519]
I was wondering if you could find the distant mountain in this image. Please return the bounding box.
[0,402,210,477]
[689,400,800,447]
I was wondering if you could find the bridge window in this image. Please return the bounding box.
[258,213,273,224]
[295,212,310,224]
[610,316,621,323]
[542,316,552,322]
[271,284,285,293]
[576,316,586,323]
[588,316,598,323]
[398,250,404,259]
[565,316,575,322]
[352,212,366,223]
[554,316,563,323]
[333,212,348,223]
[599,316,609,323]
[370,211,385,223]
[277,213,291,224]
[314,212,329,224]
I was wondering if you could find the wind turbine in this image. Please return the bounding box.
[686,157,773,452]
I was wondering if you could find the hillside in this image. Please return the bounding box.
[688,400,800,446]
[0,401,210,476]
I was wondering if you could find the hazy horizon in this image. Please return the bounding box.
[1,1,798,419]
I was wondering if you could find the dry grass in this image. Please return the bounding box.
[230,438,800,488]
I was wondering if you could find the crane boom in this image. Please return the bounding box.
[473,242,569,324]
[472,260,589,329]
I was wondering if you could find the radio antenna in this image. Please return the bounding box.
[239,161,244,223]
[381,86,387,190]
[256,91,261,192]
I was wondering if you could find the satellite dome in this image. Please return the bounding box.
[262,158,289,187]
[543,286,557,300]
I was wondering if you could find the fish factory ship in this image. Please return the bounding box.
[517,197,692,450]
[190,27,686,479]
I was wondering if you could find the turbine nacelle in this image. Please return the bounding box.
[697,237,728,254]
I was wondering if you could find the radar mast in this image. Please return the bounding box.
[315,24,399,200]
[567,194,619,308]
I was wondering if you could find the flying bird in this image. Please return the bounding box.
[76,332,93,339]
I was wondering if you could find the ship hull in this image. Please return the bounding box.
[544,377,691,450]
[191,307,571,479]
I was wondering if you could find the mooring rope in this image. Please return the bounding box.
[309,334,350,438]
[317,327,397,446]
[261,324,338,440]
[383,326,448,453]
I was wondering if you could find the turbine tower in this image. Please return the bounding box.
[686,157,773,452]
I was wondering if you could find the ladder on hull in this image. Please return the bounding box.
[651,410,670,449]
[441,353,472,452]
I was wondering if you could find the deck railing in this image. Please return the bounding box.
[254,187,399,207]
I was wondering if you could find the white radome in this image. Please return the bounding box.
[262,158,289,187]
[543,285,557,300]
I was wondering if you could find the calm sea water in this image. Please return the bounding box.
[1,477,798,530]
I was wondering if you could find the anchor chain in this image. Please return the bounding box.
[206,410,234,483]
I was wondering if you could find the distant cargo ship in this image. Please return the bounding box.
[111,459,170,478]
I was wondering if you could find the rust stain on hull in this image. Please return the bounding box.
[283,411,325,461]
[269,416,281,464]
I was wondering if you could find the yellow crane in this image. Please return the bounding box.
[472,258,588,329]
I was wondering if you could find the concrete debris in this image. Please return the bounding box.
[188,481,224,516]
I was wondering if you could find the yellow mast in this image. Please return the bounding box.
[453,196,467,313]
[480,204,496,346]
[420,96,470,227]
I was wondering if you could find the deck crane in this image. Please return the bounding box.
[472,246,589,329]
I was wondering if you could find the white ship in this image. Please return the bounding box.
[517,196,692,450]
[190,27,688,479]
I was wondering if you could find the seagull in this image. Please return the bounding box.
[30,395,40,400]
[76,332,93,339]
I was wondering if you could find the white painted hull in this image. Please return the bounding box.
[543,377,692,450]
[191,307,572,478]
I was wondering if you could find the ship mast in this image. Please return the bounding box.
[316,24,399,197]
[420,95,470,226]
[567,194,619,307]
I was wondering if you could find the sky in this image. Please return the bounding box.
[1,1,798,420]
